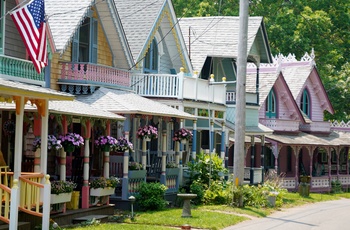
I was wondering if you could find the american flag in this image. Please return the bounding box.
[10,0,47,74]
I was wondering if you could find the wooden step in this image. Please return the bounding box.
[0,222,31,230]
[72,215,109,224]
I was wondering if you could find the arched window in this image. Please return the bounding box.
[144,38,158,73]
[265,89,276,118]
[300,89,310,117]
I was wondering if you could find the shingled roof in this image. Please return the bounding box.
[76,87,196,120]
[114,0,165,62]
[179,16,270,73]
[46,0,93,52]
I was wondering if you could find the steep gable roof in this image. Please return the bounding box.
[114,0,164,62]
[46,0,94,53]
[46,0,133,68]
[179,16,272,73]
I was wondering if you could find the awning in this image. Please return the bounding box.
[76,87,197,120]
[0,78,74,101]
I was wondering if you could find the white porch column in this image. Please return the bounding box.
[142,138,147,169]
[40,100,49,175]
[60,148,66,181]
[10,96,25,230]
[104,150,110,178]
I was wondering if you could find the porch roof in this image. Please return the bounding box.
[224,120,273,135]
[76,87,197,120]
[265,132,337,146]
[0,78,74,101]
[0,100,124,120]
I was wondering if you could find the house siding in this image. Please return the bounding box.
[159,28,173,74]
[4,0,26,59]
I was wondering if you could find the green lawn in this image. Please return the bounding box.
[65,192,350,230]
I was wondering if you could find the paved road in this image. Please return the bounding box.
[223,198,350,230]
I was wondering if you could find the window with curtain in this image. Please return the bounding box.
[143,38,158,73]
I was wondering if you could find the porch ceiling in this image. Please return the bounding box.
[76,87,197,120]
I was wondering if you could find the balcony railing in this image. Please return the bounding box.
[260,118,300,132]
[226,91,258,105]
[131,72,226,104]
[59,62,130,87]
[0,55,44,83]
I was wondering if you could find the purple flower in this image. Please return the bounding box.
[137,125,158,139]
[59,133,84,149]
[173,128,193,142]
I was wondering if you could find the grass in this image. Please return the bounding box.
[64,192,350,230]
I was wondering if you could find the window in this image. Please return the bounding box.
[300,89,310,117]
[143,38,158,73]
[265,89,276,118]
[72,16,98,63]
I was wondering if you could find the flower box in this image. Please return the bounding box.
[90,187,115,197]
[128,169,147,179]
[166,168,180,176]
[50,192,72,204]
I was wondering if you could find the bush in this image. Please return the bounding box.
[331,180,342,193]
[203,180,232,205]
[187,151,228,186]
[189,181,205,205]
[135,182,168,211]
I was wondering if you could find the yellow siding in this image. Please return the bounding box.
[50,8,113,91]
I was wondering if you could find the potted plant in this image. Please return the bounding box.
[128,162,147,179]
[50,180,77,204]
[59,132,84,153]
[137,125,158,141]
[90,176,120,197]
[267,191,279,207]
[32,135,63,152]
[95,135,117,152]
[173,128,193,144]
[113,136,133,153]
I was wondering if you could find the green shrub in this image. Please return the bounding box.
[188,151,228,186]
[189,181,206,205]
[203,180,232,205]
[135,182,168,211]
[331,180,342,193]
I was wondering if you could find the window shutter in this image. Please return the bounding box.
[72,30,79,62]
[90,18,98,63]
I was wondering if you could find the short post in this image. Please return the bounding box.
[128,196,136,219]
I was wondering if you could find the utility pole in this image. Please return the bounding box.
[233,0,249,186]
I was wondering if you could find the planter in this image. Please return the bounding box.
[101,145,111,152]
[181,139,187,144]
[166,167,180,176]
[50,192,72,204]
[64,145,75,153]
[128,170,147,179]
[267,195,276,207]
[144,137,151,142]
[90,187,115,197]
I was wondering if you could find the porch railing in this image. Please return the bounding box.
[131,73,179,98]
[59,62,131,87]
[0,168,12,224]
[0,55,44,83]
[260,119,300,132]
[300,121,331,133]
[19,173,45,216]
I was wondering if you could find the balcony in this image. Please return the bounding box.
[59,62,130,94]
[131,72,226,104]
[0,55,44,84]
[260,118,300,132]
